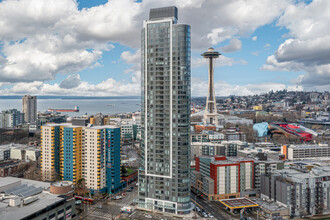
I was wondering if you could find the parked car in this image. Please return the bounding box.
[114,196,122,200]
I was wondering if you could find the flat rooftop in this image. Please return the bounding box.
[219,198,259,209]
[0,177,66,220]
[289,144,328,149]
[253,198,288,212]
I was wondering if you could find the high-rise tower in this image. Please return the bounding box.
[201,48,221,125]
[138,6,192,214]
[22,95,37,123]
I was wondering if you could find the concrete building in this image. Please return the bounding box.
[138,6,192,214]
[261,166,330,217]
[191,142,238,160]
[0,109,24,128]
[282,144,330,160]
[0,147,10,161]
[191,156,254,201]
[253,155,287,191]
[120,121,141,142]
[0,177,76,220]
[8,144,40,161]
[22,95,37,123]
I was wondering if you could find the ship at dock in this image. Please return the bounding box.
[48,106,79,112]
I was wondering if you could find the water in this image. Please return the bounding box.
[0,98,141,117]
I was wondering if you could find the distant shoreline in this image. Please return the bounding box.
[0,96,141,100]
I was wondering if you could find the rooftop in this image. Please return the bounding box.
[219,198,259,209]
[0,177,68,220]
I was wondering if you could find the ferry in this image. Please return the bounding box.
[48,106,79,112]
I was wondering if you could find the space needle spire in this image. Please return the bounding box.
[201,47,221,125]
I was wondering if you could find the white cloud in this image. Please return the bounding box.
[220,39,242,53]
[191,78,301,96]
[120,50,141,65]
[0,0,294,94]
[60,73,82,89]
[264,0,330,88]
[252,36,257,41]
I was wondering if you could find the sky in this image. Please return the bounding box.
[0,0,328,97]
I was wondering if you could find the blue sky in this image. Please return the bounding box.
[0,0,328,96]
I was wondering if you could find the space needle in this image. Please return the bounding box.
[201,47,221,125]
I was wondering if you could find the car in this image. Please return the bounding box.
[208,214,214,218]
[122,193,126,196]
[203,212,208,218]
[196,207,201,212]
[97,205,102,209]
[145,214,152,219]
[114,196,122,200]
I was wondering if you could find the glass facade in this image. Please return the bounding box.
[138,7,192,214]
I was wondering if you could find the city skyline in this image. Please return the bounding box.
[0,0,328,97]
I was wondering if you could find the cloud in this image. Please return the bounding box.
[191,78,301,96]
[60,73,82,89]
[0,0,138,83]
[252,36,257,41]
[0,0,293,94]
[263,0,330,88]
[121,50,141,65]
[220,39,242,53]
[0,77,301,97]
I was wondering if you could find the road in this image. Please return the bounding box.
[191,191,230,220]
[81,184,138,220]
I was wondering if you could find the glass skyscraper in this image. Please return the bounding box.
[138,6,192,214]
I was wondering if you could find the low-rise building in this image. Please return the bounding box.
[282,144,330,160]
[0,177,76,220]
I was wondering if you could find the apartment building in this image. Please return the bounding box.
[0,109,24,128]
[41,124,61,181]
[83,126,122,194]
[60,126,83,184]
[191,156,254,201]
[22,95,37,123]
[138,6,192,214]
[261,166,330,217]
[41,124,123,194]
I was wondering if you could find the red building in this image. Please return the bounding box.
[192,156,254,201]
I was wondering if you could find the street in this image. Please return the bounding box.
[190,191,262,220]
[80,184,138,220]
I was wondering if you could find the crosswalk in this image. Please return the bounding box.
[90,210,115,219]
